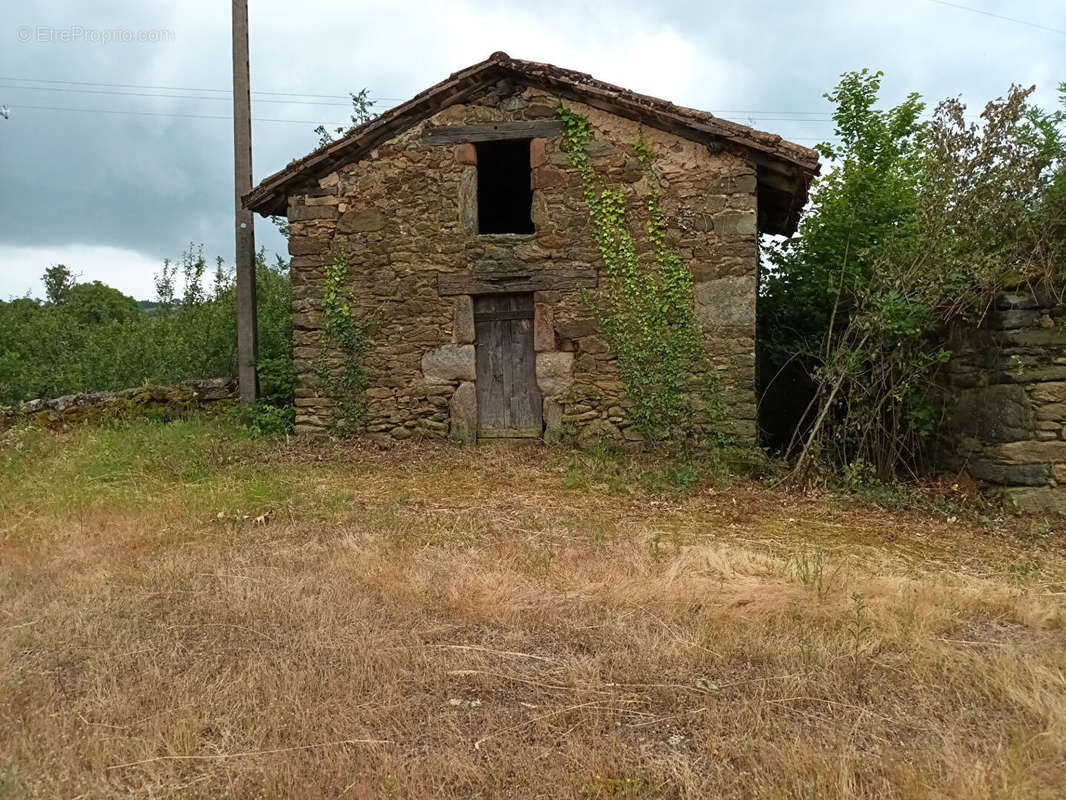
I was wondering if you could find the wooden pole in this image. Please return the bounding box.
[232,0,258,403]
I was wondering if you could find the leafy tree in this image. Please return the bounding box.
[154,258,176,309]
[761,72,1066,481]
[759,71,925,456]
[42,264,76,305]
[63,281,140,326]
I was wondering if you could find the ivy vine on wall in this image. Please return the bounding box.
[556,104,720,442]
[316,251,371,434]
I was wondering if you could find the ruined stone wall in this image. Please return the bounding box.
[284,86,760,445]
[942,292,1066,513]
[0,378,236,430]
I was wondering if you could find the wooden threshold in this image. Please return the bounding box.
[477,427,543,439]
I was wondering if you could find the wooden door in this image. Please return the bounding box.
[474,294,543,438]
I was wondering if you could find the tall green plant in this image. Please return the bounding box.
[314,251,370,433]
[557,106,714,442]
[761,71,1066,481]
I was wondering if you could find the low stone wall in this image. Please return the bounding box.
[942,292,1066,513]
[1,378,237,430]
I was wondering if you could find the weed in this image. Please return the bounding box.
[790,550,842,600]
[229,401,294,437]
[846,592,873,697]
[580,772,648,797]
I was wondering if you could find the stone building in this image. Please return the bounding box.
[244,52,819,445]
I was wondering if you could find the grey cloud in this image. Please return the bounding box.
[1,0,1061,298]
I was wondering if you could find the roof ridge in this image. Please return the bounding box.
[244,52,820,231]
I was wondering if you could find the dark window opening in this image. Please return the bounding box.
[476,139,534,234]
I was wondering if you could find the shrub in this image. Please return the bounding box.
[0,246,294,415]
[760,72,1066,482]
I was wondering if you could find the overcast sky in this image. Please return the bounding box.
[1,0,1062,300]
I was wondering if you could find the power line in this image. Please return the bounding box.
[925,0,1066,35]
[0,79,990,122]
[0,74,407,101]
[3,78,835,116]
[0,85,846,122]
[7,103,350,125]
[5,101,836,136]
[0,82,373,108]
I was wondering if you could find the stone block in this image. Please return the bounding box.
[1035,403,1066,422]
[947,384,1033,443]
[337,208,385,234]
[531,166,567,189]
[1030,382,1066,404]
[989,309,1043,329]
[620,157,643,182]
[421,344,476,384]
[555,318,597,340]
[449,382,477,443]
[580,335,609,354]
[543,397,564,443]
[524,104,557,119]
[530,138,547,168]
[287,204,338,221]
[577,419,621,450]
[993,440,1066,465]
[691,261,719,282]
[996,328,1066,348]
[453,296,475,344]
[459,167,478,234]
[733,174,757,194]
[586,139,616,158]
[536,352,574,398]
[288,235,329,256]
[694,275,755,329]
[1004,486,1066,515]
[967,460,1050,486]
[455,143,477,165]
[1000,366,1066,384]
[713,210,757,237]
[534,304,555,352]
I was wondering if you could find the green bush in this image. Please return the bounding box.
[760,72,1066,482]
[229,401,295,438]
[0,246,294,419]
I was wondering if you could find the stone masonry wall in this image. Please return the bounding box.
[284,85,760,446]
[942,292,1066,513]
[0,378,236,430]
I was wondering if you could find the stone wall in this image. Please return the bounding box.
[942,292,1066,513]
[285,85,760,445]
[0,378,236,430]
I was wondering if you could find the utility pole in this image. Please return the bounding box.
[232,0,258,403]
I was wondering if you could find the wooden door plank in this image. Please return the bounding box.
[474,293,543,439]
[498,295,517,433]
[475,295,507,434]
[509,315,542,435]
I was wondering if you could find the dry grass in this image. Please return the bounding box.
[2,418,1065,799]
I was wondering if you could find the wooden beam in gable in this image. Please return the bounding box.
[424,120,563,145]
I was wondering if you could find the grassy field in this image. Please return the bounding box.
[2,418,1065,799]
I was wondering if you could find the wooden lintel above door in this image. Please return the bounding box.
[437,268,597,296]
